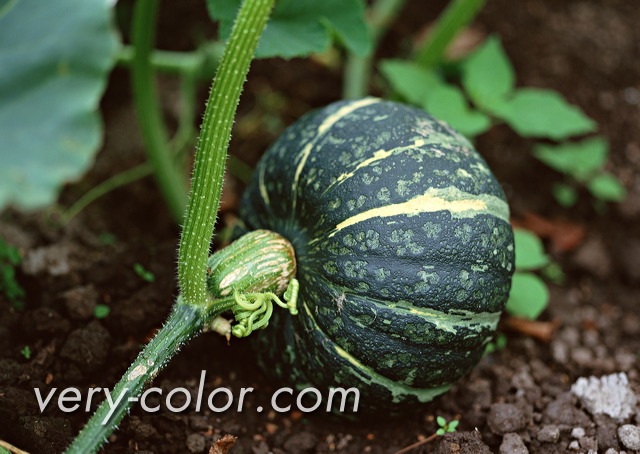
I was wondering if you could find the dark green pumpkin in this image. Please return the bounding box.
[237,98,514,413]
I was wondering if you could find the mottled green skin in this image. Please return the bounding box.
[238,98,515,413]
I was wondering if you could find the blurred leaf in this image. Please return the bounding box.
[587,173,626,202]
[421,84,492,138]
[533,137,609,182]
[506,272,549,320]
[94,304,110,319]
[552,182,578,207]
[492,88,596,140]
[379,59,444,106]
[461,36,515,110]
[0,0,119,211]
[514,228,549,270]
[207,0,371,58]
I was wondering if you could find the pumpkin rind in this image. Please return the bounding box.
[237,98,515,412]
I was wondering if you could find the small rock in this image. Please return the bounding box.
[595,414,622,450]
[618,424,640,450]
[433,431,492,454]
[542,393,591,427]
[499,433,528,454]
[571,373,637,419]
[488,403,529,435]
[537,425,560,443]
[572,235,611,279]
[63,285,98,320]
[59,320,111,373]
[603,448,620,454]
[571,427,586,438]
[579,436,598,451]
[283,432,317,453]
[21,244,74,276]
[568,440,580,450]
[186,433,206,453]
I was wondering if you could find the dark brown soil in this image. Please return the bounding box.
[1,0,639,453]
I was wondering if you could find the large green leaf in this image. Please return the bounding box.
[506,272,549,320]
[492,88,596,140]
[588,173,626,202]
[0,0,119,211]
[421,84,491,138]
[461,36,515,111]
[533,137,608,182]
[513,228,549,270]
[207,0,371,58]
[379,59,444,106]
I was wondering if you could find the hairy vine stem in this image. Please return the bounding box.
[64,231,297,453]
[65,0,278,451]
[177,0,275,310]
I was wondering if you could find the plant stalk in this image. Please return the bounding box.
[131,0,188,221]
[65,230,297,453]
[343,0,407,99]
[177,0,274,309]
[413,0,487,67]
[63,304,201,453]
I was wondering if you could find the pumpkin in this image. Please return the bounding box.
[236,98,514,413]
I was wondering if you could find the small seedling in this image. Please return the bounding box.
[0,237,25,310]
[94,304,110,319]
[436,416,459,435]
[133,263,155,282]
[381,35,625,207]
[20,345,31,360]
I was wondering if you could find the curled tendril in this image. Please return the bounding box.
[231,279,299,338]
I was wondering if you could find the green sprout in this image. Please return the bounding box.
[0,237,25,310]
[20,345,31,360]
[436,416,459,435]
[94,304,111,319]
[133,263,155,282]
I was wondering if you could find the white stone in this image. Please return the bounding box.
[571,372,637,419]
[618,424,640,451]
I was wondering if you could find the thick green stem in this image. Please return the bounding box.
[343,0,407,99]
[64,304,202,454]
[131,0,188,221]
[413,0,487,67]
[177,0,274,309]
[65,231,296,453]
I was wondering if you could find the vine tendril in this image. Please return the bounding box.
[231,279,299,337]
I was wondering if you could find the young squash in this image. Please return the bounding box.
[237,98,515,413]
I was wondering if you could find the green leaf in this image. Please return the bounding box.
[506,272,549,320]
[379,59,445,106]
[436,416,447,427]
[534,137,609,182]
[134,263,156,282]
[448,420,459,431]
[0,0,119,211]
[94,304,110,319]
[587,173,626,202]
[552,183,578,207]
[422,84,492,138]
[493,88,596,140]
[207,0,371,58]
[514,228,549,270]
[461,36,515,110]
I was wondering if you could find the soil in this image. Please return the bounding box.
[1,0,639,453]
